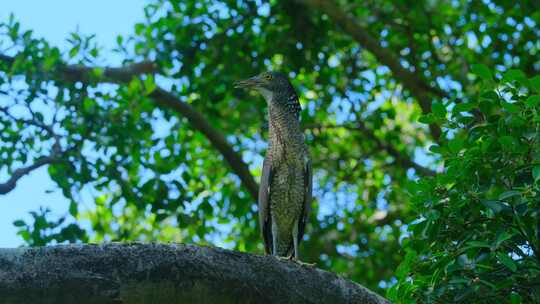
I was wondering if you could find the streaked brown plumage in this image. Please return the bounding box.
[235,71,312,259]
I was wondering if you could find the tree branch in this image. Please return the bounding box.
[354,121,435,177]
[0,54,259,200]
[305,123,435,177]
[150,88,259,199]
[0,97,68,195]
[60,61,159,83]
[0,54,158,83]
[0,243,389,304]
[295,0,443,140]
[0,155,59,194]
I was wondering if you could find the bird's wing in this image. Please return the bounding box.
[298,158,312,242]
[259,156,273,255]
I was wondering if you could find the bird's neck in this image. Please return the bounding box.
[267,101,302,147]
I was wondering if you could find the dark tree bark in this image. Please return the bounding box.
[0,155,58,194]
[0,243,389,304]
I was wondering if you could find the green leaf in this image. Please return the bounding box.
[69,45,80,58]
[396,250,417,279]
[135,23,145,35]
[498,191,520,200]
[448,137,465,153]
[448,278,469,285]
[69,201,78,217]
[144,75,157,95]
[498,136,515,148]
[128,78,142,94]
[496,252,517,272]
[533,166,540,182]
[481,91,499,101]
[501,102,520,113]
[510,291,522,304]
[432,102,446,118]
[9,21,20,39]
[92,68,104,78]
[13,219,26,227]
[503,69,527,85]
[471,64,492,81]
[17,230,31,241]
[418,114,436,124]
[495,231,515,248]
[481,200,508,213]
[529,75,540,93]
[90,47,99,58]
[453,102,476,113]
[429,145,442,153]
[465,241,491,249]
[526,95,540,108]
[426,209,440,221]
[43,56,57,71]
[83,98,95,111]
[515,203,528,216]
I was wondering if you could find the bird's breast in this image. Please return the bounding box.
[269,162,305,223]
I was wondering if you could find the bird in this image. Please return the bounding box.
[235,71,312,260]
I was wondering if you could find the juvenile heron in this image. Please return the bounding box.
[235,71,312,259]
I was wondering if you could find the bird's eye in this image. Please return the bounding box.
[265,74,272,80]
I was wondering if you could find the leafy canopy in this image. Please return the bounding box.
[391,67,540,303]
[0,0,539,298]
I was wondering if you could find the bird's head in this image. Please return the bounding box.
[234,71,296,103]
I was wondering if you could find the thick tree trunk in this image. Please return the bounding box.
[0,243,389,304]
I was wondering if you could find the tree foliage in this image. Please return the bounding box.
[390,67,540,303]
[0,0,539,299]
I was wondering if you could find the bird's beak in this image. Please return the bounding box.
[234,75,262,89]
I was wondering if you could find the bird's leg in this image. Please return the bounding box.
[288,223,315,267]
[272,220,278,256]
[292,219,300,260]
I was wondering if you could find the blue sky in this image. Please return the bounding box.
[0,0,148,247]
